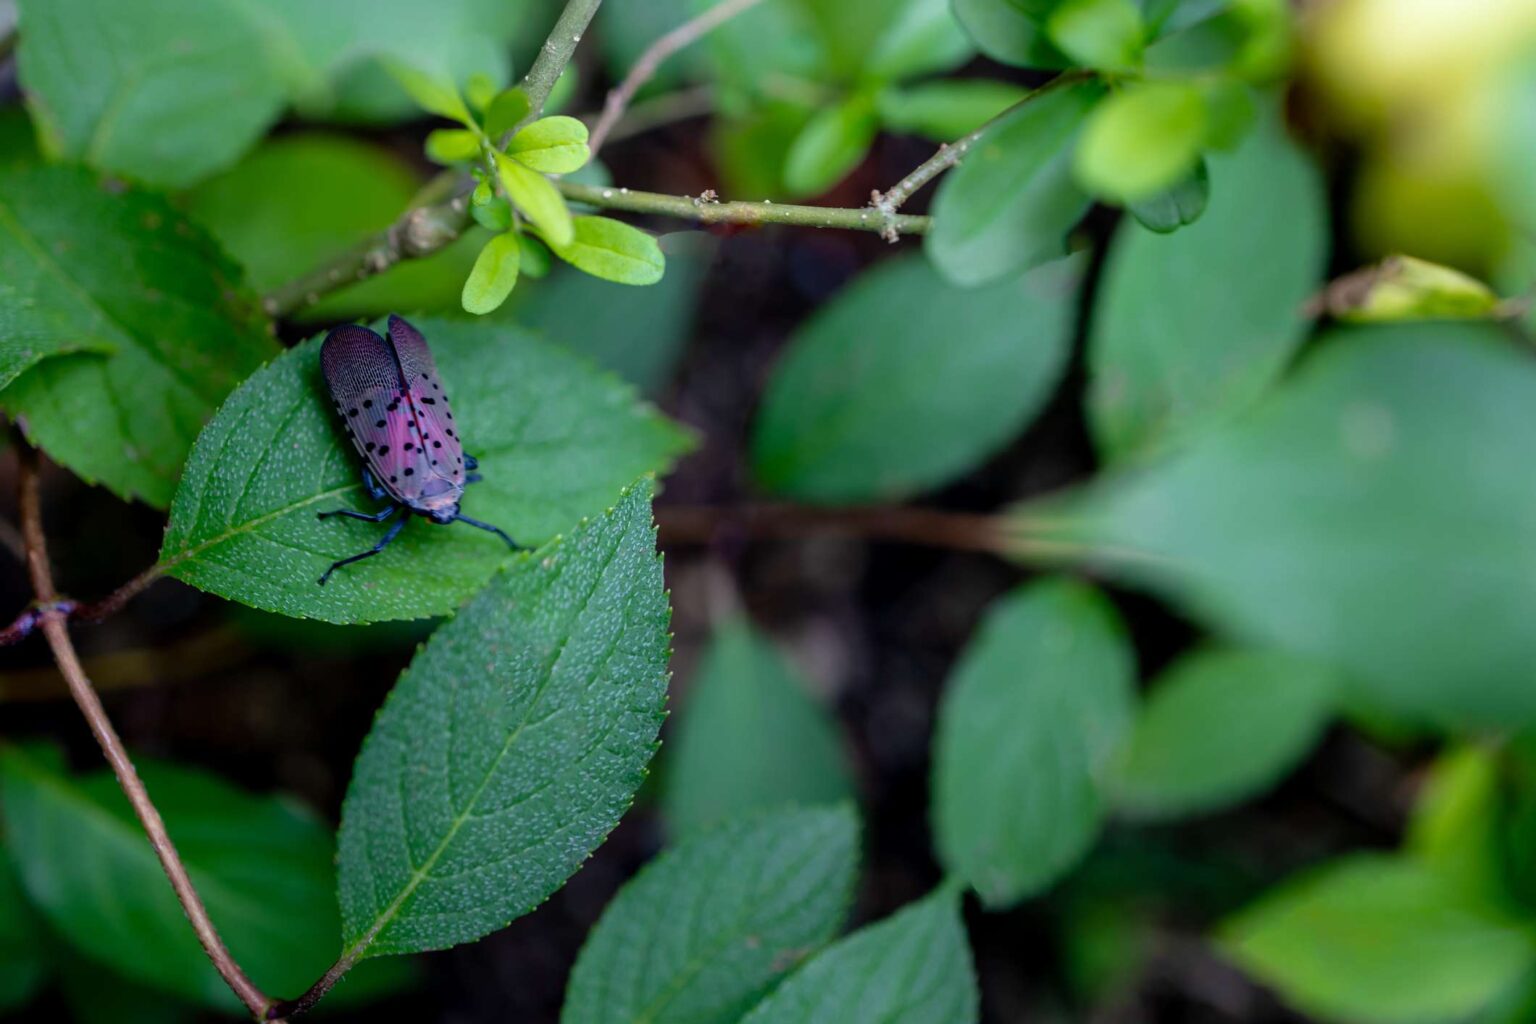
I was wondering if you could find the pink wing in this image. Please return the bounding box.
[387,316,466,488]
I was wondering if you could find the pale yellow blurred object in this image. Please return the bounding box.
[1313,254,1504,322]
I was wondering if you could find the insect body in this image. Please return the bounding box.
[316,314,519,585]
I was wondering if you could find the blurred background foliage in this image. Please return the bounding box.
[4,0,1536,1021]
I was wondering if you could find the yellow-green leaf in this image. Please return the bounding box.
[495,150,573,247]
[1074,81,1207,202]
[484,87,533,137]
[509,115,590,174]
[461,232,521,314]
[383,60,473,127]
[424,128,481,164]
[551,216,665,285]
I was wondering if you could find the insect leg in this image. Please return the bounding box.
[317,515,407,585]
[318,504,398,523]
[361,466,390,501]
[452,513,520,550]
[463,454,480,472]
[465,473,483,485]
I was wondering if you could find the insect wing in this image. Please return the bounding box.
[321,325,422,502]
[387,315,466,484]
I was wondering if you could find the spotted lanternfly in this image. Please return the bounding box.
[316,314,519,585]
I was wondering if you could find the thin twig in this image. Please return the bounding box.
[265,952,362,1021]
[15,445,274,1021]
[0,562,164,647]
[557,181,932,234]
[520,0,605,122]
[588,0,765,157]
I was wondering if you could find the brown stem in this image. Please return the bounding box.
[264,951,361,1021]
[587,0,765,157]
[15,446,275,1021]
[0,562,164,647]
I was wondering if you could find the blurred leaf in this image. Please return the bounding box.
[1494,56,1536,234]
[876,80,1029,142]
[465,72,498,112]
[384,59,474,125]
[1047,323,1536,725]
[927,79,1102,287]
[933,579,1136,907]
[425,127,482,163]
[550,216,666,286]
[662,617,855,836]
[1407,746,1507,906]
[1087,106,1326,458]
[462,231,521,314]
[598,0,712,94]
[702,1,827,98]
[741,888,978,1023]
[1074,81,1207,202]
[798,0,914,79]
[864,0,975,81]
[483,87,533,138]
[753,254,1079,504]
[951,0,1071,69]
[497,150,574,248]
[1111,649,1335,821]
[337,482,668,958]
[472,195,515,232]
[1325,255,1503,324]
[160,318,691,624]
[0,746,407,1010]
[185,133,485,321]
[1127,157,1209,233]
[1047,0,1146,69]
[562,805,859,1024]
[0,163,276,507]
[508,115,590,174]
[1219,855,1536,1024]
[1200,79,1257,149]
[0,850,47,1011]
[713,98,816,199]
[57,961,199,1024]
[782,92,880,198]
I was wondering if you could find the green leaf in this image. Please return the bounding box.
[1047,0,1146,69]
[57,962,199,1024]
[927,79,1102,287]
[1407,745,1506,905]
[496,150,574,248]
[186,134,487,322]
[336,482,669,957]
[752,254,1079,504]
[662,618,854,837]
[1111,649,1335,820]
[740,889,978,1024]
[0,850,47,1011]
[384,59,473,125]
[483,86,533,137]
[1045,323,1536,725]
[1127,157,1209,233]
[863,0,975,81]
[782,92,880,198]
[461,231,521,314]
[508,115,590,174]
[0,163,276,507]
[472,195,514,232]
[951,0,1071,68]
[15,0,288,187]
[562,806,860,1024]
[876,80,1030,141]
[1219,856,1536,1024]
[159,318,691,624]
[0,746,397,1009]
[549,216,665,286]
[1087,107,1326,458]
[425,127,482,163]
[932,579,1136,907]
[1331,255,1504,324]
[1075,81,1207,202]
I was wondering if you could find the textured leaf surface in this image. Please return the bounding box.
[0,850,47,1011]
[663,618,854,836]
[337,483,669,957]
[1112,649,1336,820]
[932,579,1135,907]
[0,163,276,507]
[1086,107,1327,458]
[160,318,690,624]
[752,254,1079,503]
[740,889,978,1024]
[1220,856,1536,1024]
[0,746,400,1010]
[1047,323,1536,725]
[562,806,859,1024]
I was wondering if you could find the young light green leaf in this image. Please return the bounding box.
[159,318,691,624]
[496,150,574,248]
[740,889,978,1024]
[950,0,1071,69]
[1087,107,1326,458]
[1047,0,1146,69]
[384,59,474,125]
[471,195,514,232]
[1219,856,1536,1024]
[550,216,665,286]
[483,86,533,137]
[461,231,521,314]
[1407,746,1506,905]
[0,852,47,1011]
[782,93,880,198]
[1044,323,1536,726]
[465,72,499,112]
[1075,81,1207,202]
[1111,649,1336,821]
[1128,157,1209,233]
[562,806,860,1024]
[927,79,1102,286]
[752,254,1079,504]
[336,482,669,958]
[0,746,392,1010]
[508,115,590,174]
[0,163,276,507]
[933,579,1136,907]
[425,127,482,164]
[662,618,854,836]
[877,80,1029,141]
